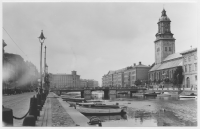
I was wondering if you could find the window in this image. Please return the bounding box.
[195,75,197,81]
[184,57,187,62]
[188,56,191,62]
[189,64,192,72]
[169,47,171,51]
[194,55,197,60]
[195,63,197,71]
[185,65,187,72]
[165,47,167,51]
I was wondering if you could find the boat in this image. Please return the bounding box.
[144,92,157,97]
[157,92,171,97]
[62,97,86,102]
[132,93,144,97]
[86,100,105,105]
[179,93,197,99]
[75,103,127,115]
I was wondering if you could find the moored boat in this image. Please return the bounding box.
[86,100,104,105]
[132,93,144,97]
[157,92,171,97]
[179,93,197,99]
[62,97,86,102]
[144,92,157,97]
[75,103,127,115]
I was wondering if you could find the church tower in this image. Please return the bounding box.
[154,9,176,65]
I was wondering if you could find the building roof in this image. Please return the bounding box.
[135,64,150,68]
[163,53,182,62]
[180,48,197,55]
[107,71,115,75]
[150,58,182,71]
[149,64,162,71]
[159,9,171,22]
[157,58,182,70]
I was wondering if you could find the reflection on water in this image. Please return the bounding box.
[84,92,197,127]
[86,114,127,122]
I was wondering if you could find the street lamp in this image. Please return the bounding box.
[38,30,46,93]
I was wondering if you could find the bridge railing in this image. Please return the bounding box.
[53,86,148,91]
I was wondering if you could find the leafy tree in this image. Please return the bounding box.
[157,79,161,84]
[172,66,184,88]
[134,79,142,86]
[164,78,170,84]
[154,79,157,84]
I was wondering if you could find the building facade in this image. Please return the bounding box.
[80,79,99,88]
[102,62,150,87]
[180,48,197,88]
[149,9,197,89]
[51,71,80,88]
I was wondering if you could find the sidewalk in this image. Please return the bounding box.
[36,92,93,127]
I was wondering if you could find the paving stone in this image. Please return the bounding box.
[51,97,75,126]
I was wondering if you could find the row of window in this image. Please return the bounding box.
[184,63,197,72]
[184,55,197,62]
[165,47,172,52]
[150,69,175,80]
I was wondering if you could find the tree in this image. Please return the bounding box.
[154,79,157,84]
[134,79,142,86]
[157,79,161,84]
[172,66,184,88]
[164,78,170,84]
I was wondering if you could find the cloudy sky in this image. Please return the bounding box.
[3,1,198,85]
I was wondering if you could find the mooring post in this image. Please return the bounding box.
[2,107,13,126]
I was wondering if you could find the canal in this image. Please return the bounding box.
[86,92,197,127]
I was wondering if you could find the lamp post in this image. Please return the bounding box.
[38,30,46,93]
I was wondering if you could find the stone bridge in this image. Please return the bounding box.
[51,86,147,100]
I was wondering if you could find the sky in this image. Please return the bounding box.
[2,1,198,86]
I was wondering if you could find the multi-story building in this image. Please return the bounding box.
[80,79,99,88]
[180,48,197,89]
[51,71,80,88]
[80,79,87,87]
[112,68,125,87]
[102,62,150,87]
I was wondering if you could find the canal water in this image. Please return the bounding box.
[87,91,197,127]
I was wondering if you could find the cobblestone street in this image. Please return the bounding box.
[3,92,36,126]
[51,97,75,126]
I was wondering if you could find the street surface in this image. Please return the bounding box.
[3,92,37,126]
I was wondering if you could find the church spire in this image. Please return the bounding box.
[161,9,167,16]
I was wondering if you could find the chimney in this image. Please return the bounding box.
[139,62,141,65]
[134,63,136,66]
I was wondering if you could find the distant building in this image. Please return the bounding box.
[80,79,87,87]
[180,48,197,89]
[80,79,99,88]
[102,62,150,87]
[51,71,80,88]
